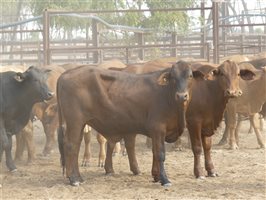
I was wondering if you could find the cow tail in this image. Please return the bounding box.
[56,79,65,175]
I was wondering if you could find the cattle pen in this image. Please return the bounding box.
[1,1,266,66]
[0,0,266,199]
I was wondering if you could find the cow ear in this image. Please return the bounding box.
[157,72,170,85]
[212,69,220,76]
[240,69,256,80]
[14,72,25,82]
[192,70,205,80]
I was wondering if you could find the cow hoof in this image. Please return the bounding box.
[10,168,18,173]
[217,140,227,146]
[81,161,90,167]
[70,181,80,186]
[132,169,141,175]
[229,144,239,150]
[208,172,218,177]
[112,152,118,157]
[163,182,172,187]
[175,147,184,151]
[98,163,104,168]
[197,176,206,180]
[105,172,114,176]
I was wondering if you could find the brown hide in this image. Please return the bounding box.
[57,61,195,186]
[185,60,256,178]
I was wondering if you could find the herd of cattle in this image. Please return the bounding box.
[0,54,265,187]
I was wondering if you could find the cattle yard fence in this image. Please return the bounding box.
[1,1,266,66]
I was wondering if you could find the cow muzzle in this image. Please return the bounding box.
[224,89,242,98]
[175,92,189,102]
[44,91,54,102]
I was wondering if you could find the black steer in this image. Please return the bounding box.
[0,66,53,171]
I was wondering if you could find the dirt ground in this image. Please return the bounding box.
[0,120,265,200]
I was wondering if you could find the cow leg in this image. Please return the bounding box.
[15,132,25,162]
[42,121,57,156]
[259,117,264,132]
[218,111,229,145]
[202,135,218,177]
[113,142,121,156]
[124,134,140,175]
[5,134,17,171]
[248,118,254,134]
[120,139,127,156]
[23,121,35,163]
[97,133,106,167]
[228,110,238,150]
[0,119,9,162]
[250,114,265,148]
[64,123,84,186]
[235,114,243,147]
[151,129,170,186]
[104,139,116,174]
[81,125,91,167]
[187,122,204,179]
[146,137,152,149]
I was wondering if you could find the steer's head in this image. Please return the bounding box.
[158,60,205,104]
[14,66,54,102]
[157,60,205,136]
[212,60,255,98]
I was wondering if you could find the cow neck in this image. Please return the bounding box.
[206,78,229,129]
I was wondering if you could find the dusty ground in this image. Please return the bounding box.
[0,120,265,200]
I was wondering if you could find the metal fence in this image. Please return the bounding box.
[1,1,266,66]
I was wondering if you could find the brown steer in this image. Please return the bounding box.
[186,60,256,178]
[57,61,202,186]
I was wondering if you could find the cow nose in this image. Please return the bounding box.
[48,92,54,98]
[225,89,241,97]
[237,90,243,96]
[176,92,189,102]
[225,89,234,97]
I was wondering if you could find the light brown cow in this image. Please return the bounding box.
[218,64,266,149]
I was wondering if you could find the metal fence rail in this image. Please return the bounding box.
[1,1,266,66]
